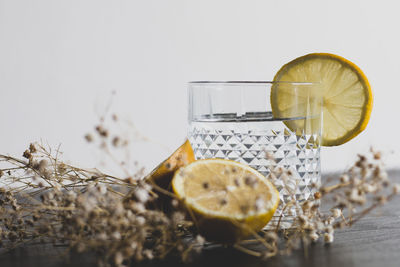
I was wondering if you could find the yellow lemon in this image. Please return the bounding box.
[272,53,373,146]
[172,159,279,243]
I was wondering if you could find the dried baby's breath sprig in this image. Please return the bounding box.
[235,149,398,259]
[0,120,397,267]
[0,142,202,266]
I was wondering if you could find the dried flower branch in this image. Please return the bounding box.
[0,118,398,266]
[235,148,399,258]
[0,143,203,266]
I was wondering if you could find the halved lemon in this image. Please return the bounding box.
[172,159,279,243]
[272,53,373,146]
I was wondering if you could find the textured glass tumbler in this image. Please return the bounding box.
[187,81,323,228]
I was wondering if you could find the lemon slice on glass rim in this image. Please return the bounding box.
[271,53,373,146]
[172,159,279,243]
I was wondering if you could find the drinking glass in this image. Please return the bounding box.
[187,81,323,228]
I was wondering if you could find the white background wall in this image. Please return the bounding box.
[1,0,399,175]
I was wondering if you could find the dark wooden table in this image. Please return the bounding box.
[2,171,400,267]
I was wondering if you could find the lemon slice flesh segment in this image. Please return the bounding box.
[272,53,373,146]
[172,159,279,243]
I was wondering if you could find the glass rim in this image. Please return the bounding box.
[189,81,318,86]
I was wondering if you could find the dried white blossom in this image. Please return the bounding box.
[143,249,154,260]
[340,174,349,183]
[324,233,334,243]
[136,216,146,225]
[97,184,107,195]
[111,231,121,240]
[134,188,150,203]
[114,252,124,265]
[378,171,388,181]
[331,208,342,219]
[393,184,400,194]
[195,235,206,246]
[309,231,319,242]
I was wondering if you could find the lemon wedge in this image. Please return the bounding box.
[146,140,195,190]
[172,159,279,243]
[272,53,373,146]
